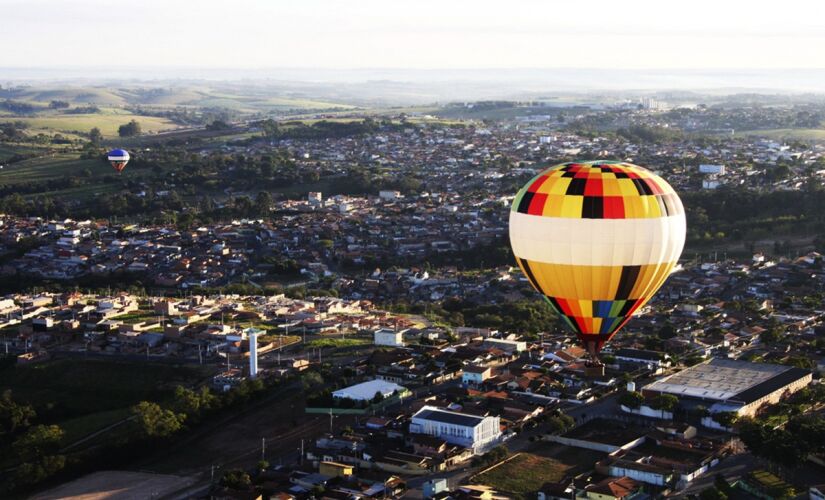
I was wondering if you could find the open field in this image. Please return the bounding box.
[737,128,825,142]
[472,453,571,497]
[0,143,49,159]
[306,337,370,349]
[58,407,133,447]
[3,85,359,113]
[472,446,605,498]
[0,153,102,184]
[10,113,179,138]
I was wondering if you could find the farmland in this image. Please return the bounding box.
[0,153,102,185]
[10,112,179,138]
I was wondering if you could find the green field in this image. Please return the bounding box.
[12,113,178,138]
[0,153,103,184]
[472,447,605,499]
[306,338,370,349]
[737,128,825,142]
[0,152,154,199]
[0,143,48,159]
[58,407,133,447]
[472,453,571,497]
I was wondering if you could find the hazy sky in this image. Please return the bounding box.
[2,0,825,69]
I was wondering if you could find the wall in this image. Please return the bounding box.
[620,404,674,420]
[548,434,647,454]
[608,464,669,486]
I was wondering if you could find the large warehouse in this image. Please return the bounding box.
[409,406,501,454]
[332,379,407,402]
[642,358,812,418]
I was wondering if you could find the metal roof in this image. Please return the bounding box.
[413,406,485,427]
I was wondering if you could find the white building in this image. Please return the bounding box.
[481,338,526,353]
[374,328,405,347]
[699,164,726,175]
[409,406,501,453]
[378,190,401,201]
[332,379,406,402]
[308,192,323,205]
[0,299,17,314]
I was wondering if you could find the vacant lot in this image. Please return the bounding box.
[473,445,606,498]
[472,453,571,497]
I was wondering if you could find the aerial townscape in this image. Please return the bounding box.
[3,2,825,500]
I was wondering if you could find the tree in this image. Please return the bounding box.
[118,119,142,137]
[712,411,737,428]
[173,386,202,416]
[12,424,64,462]
[546,414,574,434]
[658,323,677,339]
[760,326,784,344]
[301,371,324,391]
[699,486,728,500]
[220,469,252,489]
[206,120,231,131]
[132,401,185,438]
[14,454,66,486]
[619,391,645,410]
[9,424,66,487]
[254,191,272,217]
[0,390,36,437]
[89,127,103,146]
[650,394,678,415]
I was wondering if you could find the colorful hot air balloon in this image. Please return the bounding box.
[509,161,686,366]
[107,149,130,173]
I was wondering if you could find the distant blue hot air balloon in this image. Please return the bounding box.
[107,149,130,173]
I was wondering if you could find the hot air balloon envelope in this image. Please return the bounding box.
[107,149,130,173]
[509,161,686,360]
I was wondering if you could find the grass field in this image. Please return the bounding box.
[12,113,178,138]
[472,453,571,497]
[0,153,101,184]
[0,143,47,158]
[58,407,133,446]
[472,447,605,498]
[306,337,370,349]
[737,128,825,142]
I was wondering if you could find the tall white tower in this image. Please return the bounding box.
[248,329,260,379]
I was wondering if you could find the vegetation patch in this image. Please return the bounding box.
[472,452,571,498]
[306,338,370,349]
